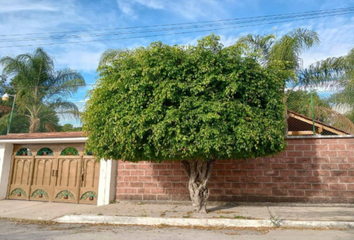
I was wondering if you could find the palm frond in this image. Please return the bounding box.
[98,49,126,67]
[49,101,81,119]
[236,34,275,65]
[269,28,319,70]
[0,47,85,132]
[314,106,354,134]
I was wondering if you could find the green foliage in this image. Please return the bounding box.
[237,28,319,81]
[0,114,28,134]
[286,90,354,134]
[236,28,320,88]
[60,123,82,132]
[83,35,286,162]
[295,47,354,134]
[0,48,85,133]
[346,110,354,124]
[325,49,354,111]
[286,90,330,120]
[0,103,61,134]
[269,28,320,71]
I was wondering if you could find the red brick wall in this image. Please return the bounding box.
[116,137,354,203]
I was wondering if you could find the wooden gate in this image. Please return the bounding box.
[7,144,100,204]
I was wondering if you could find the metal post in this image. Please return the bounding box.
[310,89,315,135]
[7,95,16,134]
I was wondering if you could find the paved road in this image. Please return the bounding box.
[1,219,354,240]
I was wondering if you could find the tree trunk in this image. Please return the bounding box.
[181,159,216,214]
[29,117,40,133]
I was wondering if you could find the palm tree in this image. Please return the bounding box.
[236,28,320,134]
[236,28,320,72]
[297,47,354,134]
[0,48,85,133]
[237,28,320,109]
[98,49,126,67]
[286,89,354,134]
[302,47,354,103]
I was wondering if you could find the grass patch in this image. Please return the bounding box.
[234,215,253,219]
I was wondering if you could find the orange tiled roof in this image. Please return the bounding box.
[0,132,86,139]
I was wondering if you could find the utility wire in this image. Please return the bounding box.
[0,11,352,49]
[0,8,353,43]
[0,7,353,37]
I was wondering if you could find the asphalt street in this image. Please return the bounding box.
[1,219,354,240]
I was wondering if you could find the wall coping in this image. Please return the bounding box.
[0,132,87,144]
[286,135,354,139]
[0,132,353,144]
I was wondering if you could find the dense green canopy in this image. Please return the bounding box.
[83,35,286,162]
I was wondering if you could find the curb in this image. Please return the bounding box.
[54,215,354,229]
[281,220,354,229]
[55,215,273,227]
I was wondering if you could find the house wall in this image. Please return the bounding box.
[0,143,14,199]
[116,137,354,203]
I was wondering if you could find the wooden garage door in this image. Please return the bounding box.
[7,144,99,205]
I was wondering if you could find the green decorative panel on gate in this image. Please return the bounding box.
[80,191,97,201]
[37,147,54,156]
[55,190,75,200]
[31,189,49,199]
[10,188,27,197]
[16,148,32,156]
[60,147,79,156]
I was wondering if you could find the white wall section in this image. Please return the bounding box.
[97,159,117,206]
[0,143,14,199]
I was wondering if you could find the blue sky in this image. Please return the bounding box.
[1,0,354,126]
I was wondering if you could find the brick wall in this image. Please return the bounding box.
[116,137,354,203]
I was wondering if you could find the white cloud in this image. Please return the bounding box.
[116,0,227,20]
[0,0,58,13]
[300,17,354,67]
[134,0,165,9]
[53,46,103,73]
[0,5,57,13]
[0,0,118,73]
[117,0,136,16]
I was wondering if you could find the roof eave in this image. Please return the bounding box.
[0,137,87,144]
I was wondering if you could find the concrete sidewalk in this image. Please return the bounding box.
[1,200,354,228]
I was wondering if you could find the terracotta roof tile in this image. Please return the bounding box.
[0,105,11,113]
[0,132,86,139]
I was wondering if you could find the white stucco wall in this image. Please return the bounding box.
[97,159,117,206]
[0,143,14,199]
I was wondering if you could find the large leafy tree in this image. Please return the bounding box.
[83,35,286,213]
[0,48,85,133]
